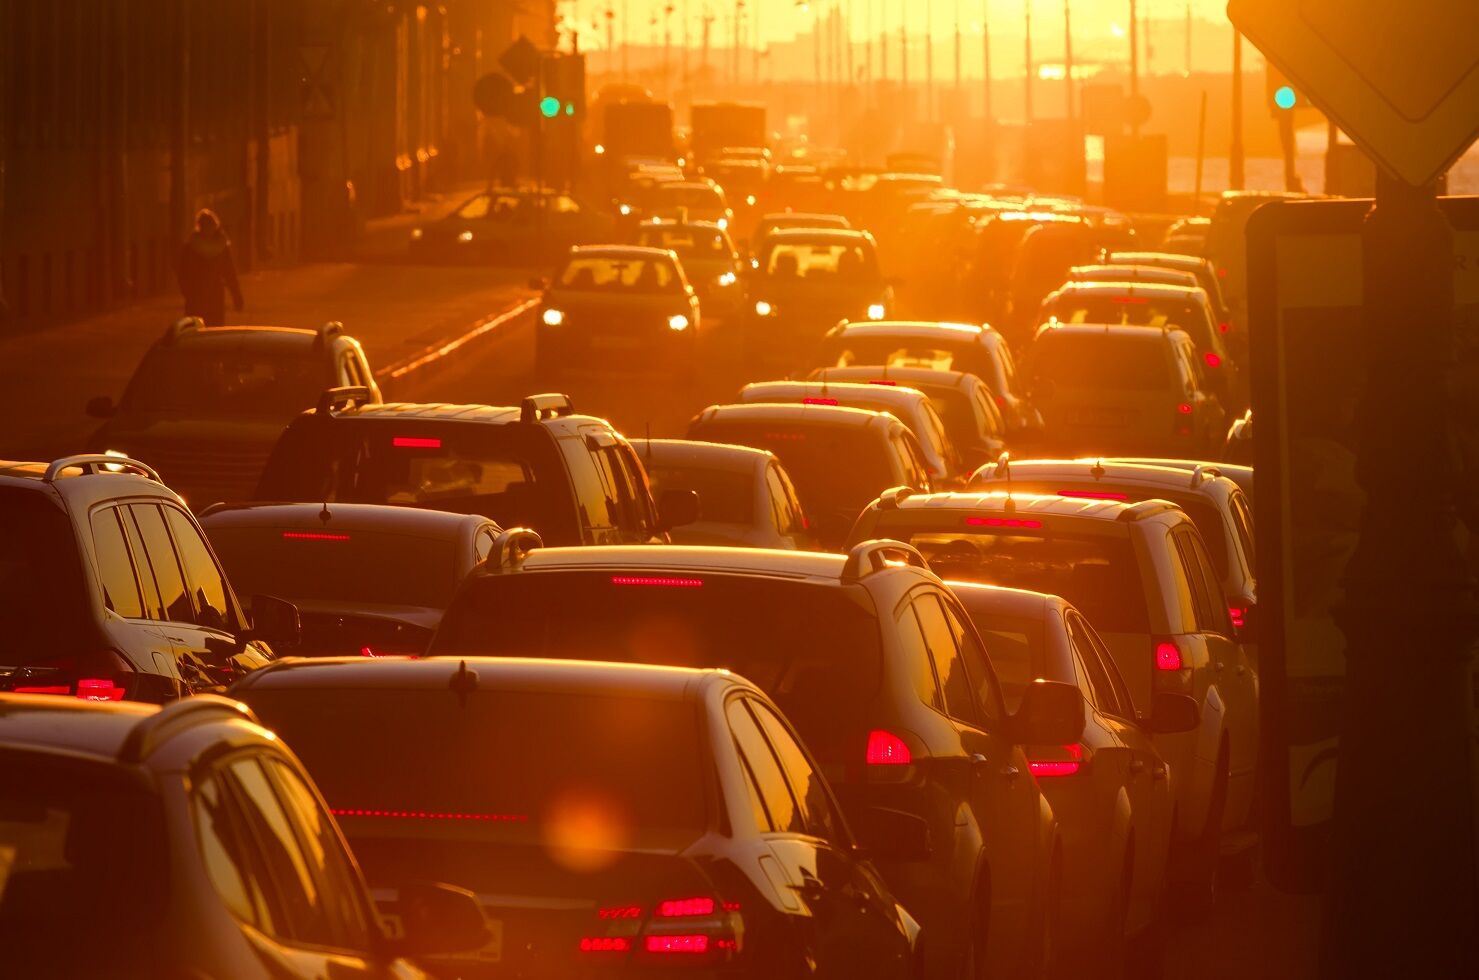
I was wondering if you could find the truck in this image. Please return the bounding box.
[690,102,767,162]
[598,99,676,163]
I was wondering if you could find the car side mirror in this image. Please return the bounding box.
[389,881,489,957]
[1149,692,1200,735]
[1009,679,1085,746]
[853,806,931,862]
[528,275,548,291]
[86,395,116,419]
[657,488,700,531]
[245,594,301,649]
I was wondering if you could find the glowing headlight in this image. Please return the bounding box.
[410,228,424,240]
[745,194,757,206]
[619,204,632,216]
[542,308,565,327]
[668,314,691,332]
[457,230,474,243]
[867,303,886,320]
[717,271,738,287]
[717,217,729,229]
[595,143,606,155]
[754,301,774,317]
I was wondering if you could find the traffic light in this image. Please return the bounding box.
[543,52,587,120]
[1265,63,1307,116]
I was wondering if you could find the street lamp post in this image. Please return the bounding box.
[1063,0,1073,119]
[1023,1,1033,123]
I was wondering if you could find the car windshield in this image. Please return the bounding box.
[433,574,882,765]
[243,687,708,851]
[658,185,724,208]
[881,526,1151,633]
[1050,295,1213,349]
[557,255,682,294]
[761,241,878,281]
[635,227,731,259]
[1029,333,1169,391]
[645,464,754,524]
[120,343,324,417]
[954,605,1047,711]
[0,489,88,663]
[207,526,464,608]
[0,756,167,970]
[830,336,994,386]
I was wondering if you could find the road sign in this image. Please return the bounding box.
[1228,0,1479,186]
[499,35,543,86]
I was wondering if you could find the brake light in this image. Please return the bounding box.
[1177,402,1193,415]
[11,685,70,696]
[1028,743,1083,778]
[330,808,528,822]
[657,897,716,917]
[1155,641,1183,671]
[580,937,632,953]
[392,436,442,448]
[646,935,710,954]
[1112,296,1149,304]
[75,678,125,702]
[866,729,912,765]
[1057,489,1128,501]
[994,393,1007,409]
[1217,267,1228,279]
[964,516,1043,529]
[598,905,642,920]
[282,531,350,542]
[610,575,703,588]
[803,396,839,405]
[870,379,898,386]
[1218,321,1230,334]
[1203,352,1223,368]
[1228,605,1247,630]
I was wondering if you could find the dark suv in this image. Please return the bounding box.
[87,318,380,507]
[255,391,697,547]
[0,455,296,702]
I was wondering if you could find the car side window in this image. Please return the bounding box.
[129,503,193,624]
[1182,529,1233,635]
[119,505,163,618]
[474,526,496,564]
[193,770,280,934]
[891,429,931,490]
[913,593,986,728]
[91,507,145,619]
[1085,619,1137,719]
[1067,613,1122,716]
[563,434,615,532]
[616,444,658,532]
[749,699,844,846]
[941,598,1003,726]
[973,386,1005,437]
[764,463,803,537]
[1229,491,1256,568]
[1172,528,1220,633]
[1162,529,1199,631]
[339,352,363,388]
[164,506,236,632]
[896,601,945,711]
[726,698,803,834]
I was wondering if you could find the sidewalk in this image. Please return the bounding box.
[0,185,537,461]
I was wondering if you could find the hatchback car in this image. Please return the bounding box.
[1067,264,1200,290]
[0,694,485,978]
[201,502,509,658]
[687,403,933,548]
[635,439,816,549]
[809,365,1010,471]
[232,657,922,979]
[1024,323,1226,457]
[409,187,611,263]
[816,320,1036,435]
[1102,251,1231,335]
[739,379,966,487]
[427,542,1082,979]
[949,582,1193,973]
[88,318,380,507]
[534,245,701,377]
[255,391,696,548]
[0,455,290,703]
[635,219,745,311]
[848,490,1260,908]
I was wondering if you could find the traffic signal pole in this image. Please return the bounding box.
[1325,172,1479,977]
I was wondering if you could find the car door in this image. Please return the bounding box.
[764,461,813,549]
[165,503,270,684]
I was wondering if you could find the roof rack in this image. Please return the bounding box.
[876,485,915,511]
[118,696,257,764]
[1189,464,1222,488]
[520,393,574,424]
[993,451,1012,481]
[315,321,345,347]
[841,539,930,582]
[316,385,374,415]
[488,527,542,568]
[43,454,161,484]
[1117,500,1182,523]
[161,316,203,344]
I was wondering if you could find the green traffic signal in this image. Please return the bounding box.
[539,95,561,119]
[1274,85,1297,110]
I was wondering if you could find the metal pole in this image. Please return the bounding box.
[622,0,630,75]
[1193,88,1206,205]
[982,0,992,122]
[1063,0,1073,120]
[1128,0,1138,136]
[900,0,908,96]
[1023,2,1032,123]
[1230,25,1243,189]
[925,0,934,120]
[954,0,962,108]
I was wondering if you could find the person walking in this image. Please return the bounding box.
[177,209,243,325]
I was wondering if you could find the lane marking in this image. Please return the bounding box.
[375,297,539,381]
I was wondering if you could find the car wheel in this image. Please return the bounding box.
[957,886,992,980]
[1176,744,1228,919]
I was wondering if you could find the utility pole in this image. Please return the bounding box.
[982,0,992,121]
[880,0,889,84]
[682,2,690,91]
[1023,2,1033,123]
[925,0,934,120]
[1184,2,1191,76]
[1063,0,1073,120]
[733,0,742,85]
[900,0,908,97]
[1230,25,1243,189]
[664,3,674,95]
[622,0,630,75]
[607,7,617,76]
[1128,0,1139,136]
[954,0,962,110]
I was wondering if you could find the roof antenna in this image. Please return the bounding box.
[318,501,332,525]
[995,451,1017,515]
[448,660,478,705]
[1091,458,1105,481]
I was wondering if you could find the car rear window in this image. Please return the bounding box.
[431,573,882,765]
[242,688,707,850]
[645,464,753,525]
[558,255,682,294]
[1049,296,1213,349]
[0,489,88,664]
[207,526,463,608]
[120,344,325,418]
[256,422,576,542]
[1029,332,1169,391]
[952,606,1047,712]
[828,335,992,384]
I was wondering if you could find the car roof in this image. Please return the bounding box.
[872,489,1176,525]
[313,400,612,432]
[568,245,676,260]
[0,457,174,504]
[167,325,320,349]
[1050,280,1207,300]
[813,365,978,392]
[971,459,1236,498]
[1106,251,1213,270]
[236,655,737,701]
[1035,322,1183,344]
[635,439,773,471]
[761,211,847,224]
[946,580,1063,619]
[1069,264,1198,283]
[833,320,994,343]
[638,220,725,234]
[0,696,159,762]
[199,501,494,536]
[691,402,893,430]
[512,544,850,582]
[741,380,928,410]
[765,227,872,244]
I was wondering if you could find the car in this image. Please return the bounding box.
[1101,251,1233,335]
[534,245,701,377]
[87,318,380,507]
[1036,281,1239,407]
[809,365,1010,471]
[970,459,1259,659]
[0,693,486,978]
[1107,457,1254,506]
[750,211,852,256]
[408,187,611,262]
[698,156,769,210]
[231,656,922,979]
[1204,190,1312,322]
[255,390,698,548]
[1067,263,1201,290]
[848,490,1260,910]
[635,439,817,549]
[1023,323,1227,457]
[738,379,967,487]
[1006,219,1102,344]
[426,541,1082,979]
[744,228,892,373]
[1158,216,1210,256]
[816,320,1037,435]
[1223,408,1254,465]
[200,502,511,658]
[686,402,933,548]
[948,582,1193,974]
[634,219,745,311]
[646,178,735,229]
[0,455,291,703]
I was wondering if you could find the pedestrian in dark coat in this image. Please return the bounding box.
[177,209,243,325]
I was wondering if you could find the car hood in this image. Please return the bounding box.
[544,291,689,314]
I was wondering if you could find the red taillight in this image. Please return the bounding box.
[994,393,1007,409]
[282,531,350,542]
[1228,605,1247,630]
[1028,743,1084,778]
[1203,351,1223,368]
[580,937,632,953]
[11,685,71,696]
[1112,295,1149,304]
[657,897,716,918]
[1218,321,1230,334]
[866,729,912,765]
[330,808,527,822]
[870,379,898,386]
[1177,402,1193,415]
[1155,641,1183,671]
[802,396,839,405]
[1057,489,1128,501]
[1217,267,1228,279]
[964,516,1043,529]
[392,436,442,448]
[610,575,703,588]
[646,935,710,954]
[75,678,125,702]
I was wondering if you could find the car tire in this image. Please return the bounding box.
[1176,744,1229,920]
[957,886,992,980]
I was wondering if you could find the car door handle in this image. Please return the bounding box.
[999,764,1021,780]
[970,753,989,766]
